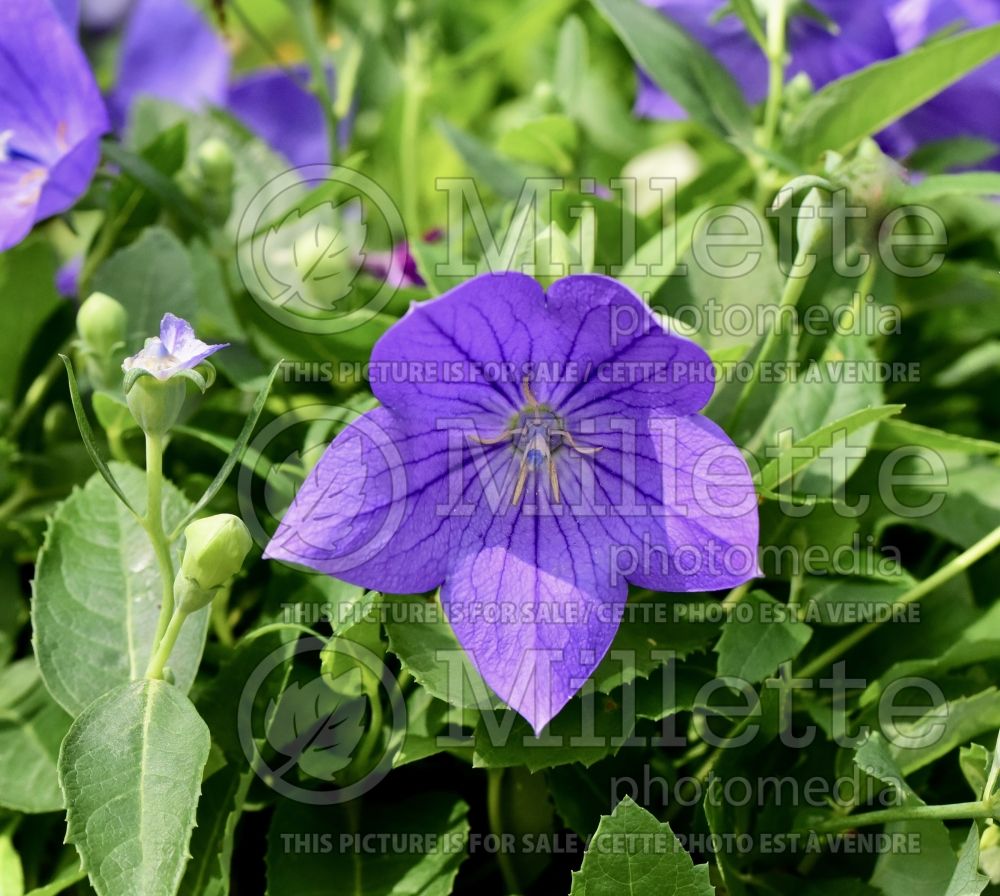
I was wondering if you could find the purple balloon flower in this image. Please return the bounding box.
[636,0,897,118]
[883,0,1000,169]
[110,0,334,166]
[227,67,335,169]
[265,273,759,733]
[123,313,228,380]
[0,0,109,251]
[109,0,229,128]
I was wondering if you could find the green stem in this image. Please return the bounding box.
[761,0,788,151]
[729,255,811,433]
[799,524,1000,679]
[145,608,188,680]
[8,350,66,439]
[142,433,176,662]
[352,670,384,776]
[804,798,998,834]
[400,39,426,236]
[289,0,338,166]
[487,768,521,895]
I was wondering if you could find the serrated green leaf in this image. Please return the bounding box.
[33,464,209,716]
[944,825,990,896]
[714,591,812,682]
[59,679,210,896]
[569,796,712,896]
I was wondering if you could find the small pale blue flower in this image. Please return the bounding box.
[122,313,228,381]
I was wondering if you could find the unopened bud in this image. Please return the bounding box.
[77,292,127,358]
[181,514,253,593]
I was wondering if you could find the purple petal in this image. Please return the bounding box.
[111,0,229,128]
[158,312,228,367]
[52,0,80,30]
[442,479,628,735]
[226,68,331,169]
[264,406,463,592]
[560,414,759,593]
[56,255,83,298]
[0,0,108,250]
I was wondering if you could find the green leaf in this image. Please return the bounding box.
[785,24,1000,161]
[0,239,62,407]
[0,658,72,813]
[437,120,536,201]
[714,591,813,682]
[889,689,1000,776]
[944,825,990,896]
[498,115,578,174]
[170,360,282,536]
[385,594,500,710]
[589,0,752,137]
[569,796,712,896]
[900,172,1000,203]
[871,419,1000,457]
[33,463,209,716]
[91,227,198,352]
[617,205,705,300]
[265,792,469,896]
[0,830,24,896]
[23,865,87,896]
[554,15,589,113]
[58,679,210,896]
[756,405,904,493]
[100,139,205,234]
[59,356,137,514]
[178,765,251,896]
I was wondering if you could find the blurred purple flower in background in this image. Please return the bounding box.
[635,0,897,118]
[110,0,334,167]
[883,0,1000,169]
[637,0,1000,169]
[0,0,109,251]
[266,273,759,733]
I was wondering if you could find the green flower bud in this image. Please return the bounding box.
[77,292,127,358]
[195,137,234,186]
[981,825,1000,884]
[124,375,186,437]
[181,513,253,592]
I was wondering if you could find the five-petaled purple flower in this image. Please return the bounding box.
[266,273,759,733]
[0,0,109,251]
[123,313,228,379]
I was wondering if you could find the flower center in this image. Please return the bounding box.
[469,377,602,505]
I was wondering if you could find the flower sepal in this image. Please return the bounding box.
[123,374,187,437]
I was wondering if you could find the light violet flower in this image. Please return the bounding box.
[265,273,759,734]
[122,313,228,380]
[0,0,109,251]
